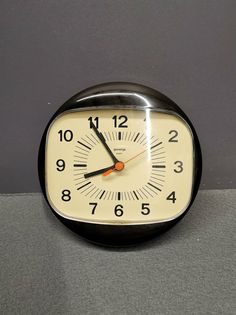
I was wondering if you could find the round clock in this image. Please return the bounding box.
[38,82,202,246]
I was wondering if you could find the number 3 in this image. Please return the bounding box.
[174,161,183,173]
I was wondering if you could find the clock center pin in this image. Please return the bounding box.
[115,161,125,171]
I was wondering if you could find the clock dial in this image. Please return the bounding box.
[45,109,194,224]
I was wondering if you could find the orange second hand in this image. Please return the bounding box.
[124,149,147,164]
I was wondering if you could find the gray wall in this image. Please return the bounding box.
[0,0,235,193]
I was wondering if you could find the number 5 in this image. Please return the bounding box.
[141,203,150,215]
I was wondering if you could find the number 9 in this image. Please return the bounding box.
[56,159,65,171]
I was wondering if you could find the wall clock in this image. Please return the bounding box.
[38,82,202,246]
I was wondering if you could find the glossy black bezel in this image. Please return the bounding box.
[38,82,202,246]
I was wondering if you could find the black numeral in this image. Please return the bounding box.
[114,204,124,217]
[141,203,150,215]
[168,130,178,142]
[61,189,71,202]
[174,161,183,173]
[89,202,97,214]
[56,159,65,171]
[58,130,73,142]
[112,115,128,128]
[88,117,99,128]
[166,191,176,203]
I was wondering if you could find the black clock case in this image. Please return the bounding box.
[38,82,202,246]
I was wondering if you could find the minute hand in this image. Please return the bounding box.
[91,122,119,163]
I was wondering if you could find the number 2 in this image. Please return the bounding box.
[168,130,178,142]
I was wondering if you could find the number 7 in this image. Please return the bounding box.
[89,202,97,214]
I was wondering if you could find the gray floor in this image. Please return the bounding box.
[0,190,235,315]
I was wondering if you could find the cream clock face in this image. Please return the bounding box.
[45,108,194,225]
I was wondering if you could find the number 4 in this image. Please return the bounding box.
[166,191,176,203]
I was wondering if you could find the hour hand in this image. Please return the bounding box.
[84,165,114,179]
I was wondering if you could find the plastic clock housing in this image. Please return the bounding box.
[38,82,202,246]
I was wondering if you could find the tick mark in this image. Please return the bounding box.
[118,131,121,140]
[133,190,139,200]
[148,182,162,192]
[77,182,91,190]
[133,133,140,142]
[152,165,166,168]
[77,141,91,150]
[99,190,106,200]
[118,192,121,200]
[74,164,87,167]
[151,142,163,150]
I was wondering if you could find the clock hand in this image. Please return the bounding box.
[90,121,119,164]
[85,162,125,179]
[102,149,147,176]
[124,149,147,164]
[84,165,114,179]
